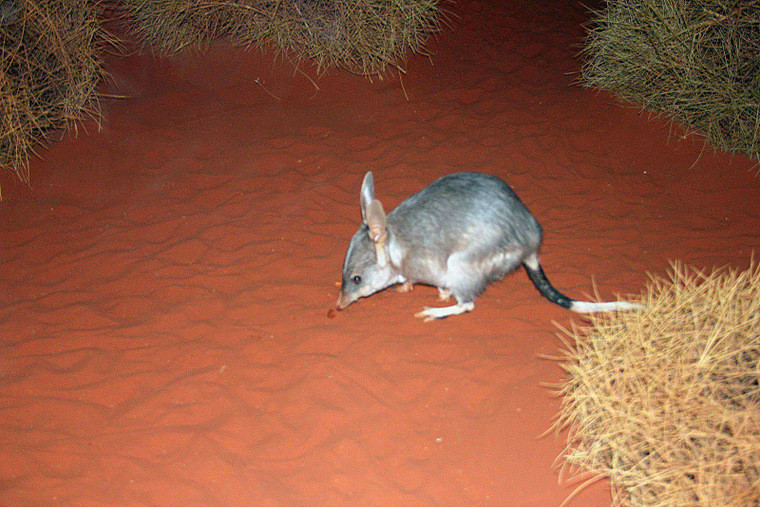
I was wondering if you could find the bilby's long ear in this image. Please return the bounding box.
[365,199,389,267]
[360,172,375,224]
[366,199,386,243]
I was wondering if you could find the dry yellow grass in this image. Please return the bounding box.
[554,261,760,505]
[120,0,443,77]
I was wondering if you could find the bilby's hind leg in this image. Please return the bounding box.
[415,301,475,322]
[415,252,487,321]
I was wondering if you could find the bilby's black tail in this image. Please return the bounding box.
[522,252,642,313]
[523,254,574,309]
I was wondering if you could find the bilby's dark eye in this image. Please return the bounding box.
[352,275,362,284]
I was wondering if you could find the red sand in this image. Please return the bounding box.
[1,0,758,504]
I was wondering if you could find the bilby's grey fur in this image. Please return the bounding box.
[337,172,640,320]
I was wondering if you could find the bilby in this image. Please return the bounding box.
[337,172,640,321]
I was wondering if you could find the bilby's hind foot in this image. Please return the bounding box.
[415,302,475,322]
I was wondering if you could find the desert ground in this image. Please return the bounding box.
[1,0,758,504]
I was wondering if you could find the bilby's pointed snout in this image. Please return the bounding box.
[336,292,355,310]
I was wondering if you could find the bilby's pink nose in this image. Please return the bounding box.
[336,292,354,310]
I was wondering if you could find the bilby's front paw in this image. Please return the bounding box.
[396,282,413,293]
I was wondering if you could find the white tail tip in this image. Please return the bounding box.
[570,300,643,313]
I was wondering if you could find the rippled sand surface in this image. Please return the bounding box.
[1,0,758,504]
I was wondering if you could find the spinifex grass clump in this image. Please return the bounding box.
[554,261,760,505]
[582,0,760,162]
[0,0,104,191]
[121,0,442,77]
[252,0,442,76]
[119,0,239,53]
